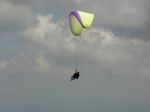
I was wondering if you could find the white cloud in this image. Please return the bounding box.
[22,14,150,77]
[0,13,150,77]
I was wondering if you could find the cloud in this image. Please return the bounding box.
[1,14,144,78]
[77,0,150,39]
[0,1,150,111]
[1,0,150,39]
[0,11,149,79]
[0,1,35,33]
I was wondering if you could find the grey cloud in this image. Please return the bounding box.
[0,1,150,112]
[0,0,77,18]
[77,0,150,39]
[1,0,150,39]
[0,1,35,33]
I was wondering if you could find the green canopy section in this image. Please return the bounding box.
[78,11,94,29]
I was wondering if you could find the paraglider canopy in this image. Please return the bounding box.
[69,10,94,36]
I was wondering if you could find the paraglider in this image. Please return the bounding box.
[69,10,94,36]
[69,10,94,81]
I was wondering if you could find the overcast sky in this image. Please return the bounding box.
[0,0,150,112]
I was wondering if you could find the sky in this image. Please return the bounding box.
[0,0,150,112]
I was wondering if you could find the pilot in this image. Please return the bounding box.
[71,71,80,81]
